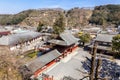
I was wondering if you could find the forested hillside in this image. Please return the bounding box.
[0,4,120,27]
[0,8,92,27]
[89,4,120,26]
[0,10,33,25]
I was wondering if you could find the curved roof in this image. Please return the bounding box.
[0,31,41,46]
[60,32,79,45]
[48,32,79,46]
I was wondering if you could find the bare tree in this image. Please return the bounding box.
[0,49,22,80]
[80,42,103,80]
[89,43,97,80]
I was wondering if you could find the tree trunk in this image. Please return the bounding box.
[90,43,97,80]
[95,58,102,80]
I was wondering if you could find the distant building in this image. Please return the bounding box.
[0,26,11,37]
[88,34,116,54]
[82,27,101,33]
[0,31,42,53]
[82,27,101,38]
[0,31,11,37]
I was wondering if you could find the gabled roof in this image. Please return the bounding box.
[88,45,111,51]
[95,34,116,43]
[60,32,79,45]
[48,32,79,46]
[48,39,67,46]
[25,49,61,73]
[0,31,41,46]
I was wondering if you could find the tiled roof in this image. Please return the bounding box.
[48,39,67,46]
[48,32,79,46]
[88,45,111,51]
[0,31,41,46]
[95,34,116,43]
[25,49,61,73]
[60,32,79,45]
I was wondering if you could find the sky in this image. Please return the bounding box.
[0,0,120,14]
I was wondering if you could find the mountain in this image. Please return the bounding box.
[0,8,92,27]
[0,9,33,25]
[19,9,65,27]
[66,7,92,27]
[19,8,92,27]
[0,4,120,27]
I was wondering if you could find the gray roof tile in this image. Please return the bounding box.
[95,34,116,43]
[48,32,79,46]
[60,32,79,45]
[25,49,61,73]
[0,31,41,46]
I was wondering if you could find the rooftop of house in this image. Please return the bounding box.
[0,31,10,35]
[0,31,41,46]
[11,28,30,34]
[82,27,101,33]
[48,39,67,46]
[95,34,116,43]
[25,49,61,73]
[48,31,79,46]
[88,45,111,51]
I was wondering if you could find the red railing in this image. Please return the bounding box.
[34,60,56,77]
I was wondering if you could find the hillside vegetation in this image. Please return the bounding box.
[0,9,33,25]
[19,8,92,27]
[0,8,92,27]
[66,7,92,27]
[89,4,120,26]
[20,9,65,27]
[0,4,120,27]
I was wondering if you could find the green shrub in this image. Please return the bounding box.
[27,51,38,58]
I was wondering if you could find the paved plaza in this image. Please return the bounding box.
[44,48,91,80]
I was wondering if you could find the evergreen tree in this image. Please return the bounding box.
[53,14,65,34]
[112,34,120,54]
[37,22,44,32]
[79,33,91,46]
